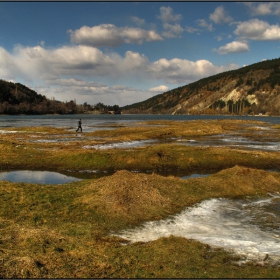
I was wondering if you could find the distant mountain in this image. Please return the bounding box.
[0,80,82,115]
[122,58,280,116]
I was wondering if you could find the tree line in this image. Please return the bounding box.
[83,102,121,114]
[0,80,121,115]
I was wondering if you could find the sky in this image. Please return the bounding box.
[1,2,280,107]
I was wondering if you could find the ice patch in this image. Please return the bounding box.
[236,143,280,151]
[254,126,271,130]
[0,130,18,134]
[114,196,280,263]
[83,140,155,150]
[31,138,80,143]
[221,136,248,142]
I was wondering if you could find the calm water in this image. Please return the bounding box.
[0,113,280,128]
[0,170,81,184]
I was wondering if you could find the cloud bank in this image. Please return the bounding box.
[2,4,277,106]
[214,41,249,54]
[69,24,163,47]
[234,19,280,41]
[1,42,238,106]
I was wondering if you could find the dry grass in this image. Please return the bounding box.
[1,166,280,278]
[1,119,280,278]
[79,170,176,223]
[0,222,71,278]
[197,165,280,198]
[79,166,280,226]
[1,119,279,175]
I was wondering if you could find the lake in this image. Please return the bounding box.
[1,113,280,129]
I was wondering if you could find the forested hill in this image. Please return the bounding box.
[121,57,280,116]
[0,80,46,105]
[0,80,82,114]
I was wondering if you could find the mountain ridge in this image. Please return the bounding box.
[122,57,280,116]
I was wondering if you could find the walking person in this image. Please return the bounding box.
[76,119,82,132]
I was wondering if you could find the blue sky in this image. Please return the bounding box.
[1,2,280,106]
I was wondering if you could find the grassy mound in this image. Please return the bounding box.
[79,170,183,224]
[205,165,280,197]
[78,166,280,228]
[1,166,280,278]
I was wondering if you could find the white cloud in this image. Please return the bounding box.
[186,19,213,34]
[162,23,184,38]
[149,85,169,93]
[12,45,117,79]
[11,45,151,80]
[214,41,249,54]
[149,58,238,84]
[12,44,237,84]
[68,24,163,47]
[0,47,18,79]
[197,19,213,32]
[34,78,147,106]
[0,43,239,106]
[158,6,182,23]
[47,77,107,91]
[234,19,280,41]
[244,2,280,16]
[210,6,233,24]
[130,16,145,26]
[158,6,184,38]
[120,51,150,74]
[185,26,200,34]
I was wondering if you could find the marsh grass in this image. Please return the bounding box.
[1,137,280,174]
[1,119,280,277]
[1,166,280,278]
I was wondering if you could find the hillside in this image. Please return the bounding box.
[122,58,280,116]
[0,80,82,115]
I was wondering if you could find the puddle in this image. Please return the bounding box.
[83,140,156,150]
[114,195,280,265]
[180,173,210,180]
[0,170,81,184]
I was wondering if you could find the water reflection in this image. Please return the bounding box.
[180,173,210,180]
[0,170,81,184]
[1,114,280,128]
